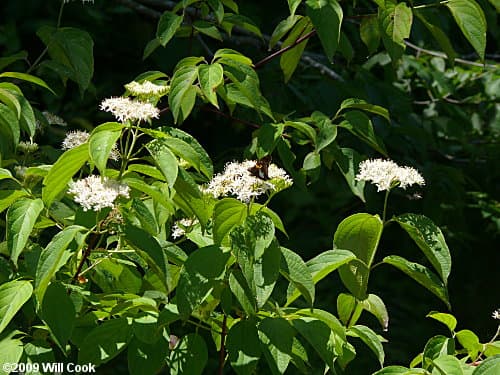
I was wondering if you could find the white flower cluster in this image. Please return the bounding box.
[100,97,160,123]
[125,81,170,97]
[356,159,425,192]
[171,218,198,239]
[61,130,120,160]
[68,176,130,211]
[493,309,500,320]
[204,160,293,203]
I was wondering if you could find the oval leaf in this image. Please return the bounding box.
[89,122,123,173]
[0,280,33,335]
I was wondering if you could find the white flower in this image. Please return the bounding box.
[492,309,500,320]
[203,160,293,203]
[356,159,425,192]
[125,81,170,97]
[42,111,67,126]
[100,97,160,123]
[61,130,120,160]
[171,218,198,239]
[68,176,130,211]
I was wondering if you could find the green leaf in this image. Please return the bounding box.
[360,15,380,54]
[395,214,452,284]
[335,213,383,299]
[445,0,486,61]
[157,11,184,46]
[372,366,411,375]
[35,225,85,305]
[0,51,28,71]
[383,255,450,308]
[0,87,21,118]
[78,317,133,366]
[379,1,412,63]
[280,17,314,83]
[169,65,198,123]
[254,123,284,158]
[287,249,355,305]
[124,177,174,212]
[227,320,262,375]
[169,333,208,375]
[92,258,143,294]
[348,325,385,366]
[42,143,89,207]
[0,72,56,96]
[456,329,482,361]
[339,110,387,156]
[0,190,28,213]
[147,140,178,188]
[336,98,390,122]
[415,11,456,62]
[6,198,44,266]
[281,247,315,306]
[40,282,75,352]
[0,331,24,374]
[361,294,389,331]
[258,318,295,375]
[269,15,302,49]
[254,240,281,308]
[193,20,223,41]
[472,355,500,375]
[0,280,33,335]
[303,151,321,171]
[293,317,337,368]
[288,0,302,15]
[223,14,262,37]
[213,198,247,245]
[337,293,361,326]
[432,355,464,375]
[427,311,457,333]
[0,103,19,155]
[214,48,252,66]
[89,122,123,173]
[329,146,366,202]
[37,26,94,95]
[229,269,256,315]
[198,63,224,108]
[177,245,229,318]
[128,334,170,375]
[312,111,337,152]
[306,0,343,62]
[423,335,455,368]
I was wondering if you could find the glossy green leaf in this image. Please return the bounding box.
[177,245,229,318]
[6,198,43,266]
[348,325,385,366]
[229,269,256,315]
[0,331,24,373]
[415,11,456,62]
[89,122,122,173]
[213,198,247,245]
[303,151,320,171]
[35,225,85,305]
[78,317,133,365]
[472,355,500,375]
[335,213,383,299]
[288,0,302,15]
[280,17,314,83]
[281,247,314,306]
[169,333,207,375]
[227,320,262,375]
[42,143,89,207]
[423,335,455,368]
[293,317,337,368]
[427,311,457,333]
[258,318,295,374]
[37,26,94,95]
[339,110,387,156]
[169,64,198,123]
[384,255,450,308]
[0,103,19,155]
[214,48,252,66]
[147,139,178,188]
[360,16,380,54]
[128,334,169,375]
[40,282,75,352]
[0,190,28,213]
[269,15,301,49]
[432,355,463,375]
[0,72,56,95]
[287,249,355,305]
[306,0,343,62]
[395,214,452,284]
[456,329,482,361]
[446,0,486,61]
[0,280,33,335]
[329,146,366,202]
[198,63,223,108]
[336,98,390,122]
[157,11,184,46]
[361,294,389,331]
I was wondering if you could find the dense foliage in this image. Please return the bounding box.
[0,0,499,374]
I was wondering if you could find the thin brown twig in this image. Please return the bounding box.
[218,314,227,375]
[71,233,99,284]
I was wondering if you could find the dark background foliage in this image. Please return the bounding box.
[1,0,499,372]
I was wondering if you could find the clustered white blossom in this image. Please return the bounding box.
[100,97,160,123]
[68,176,130,211]
[492,309,500,320]
[356,158,425,192]
[125,81,170,97]
[171,218,198,239]
[203,160,293,203]
[61,130,120,160]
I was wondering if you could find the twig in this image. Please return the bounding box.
[218,314,227,375]
[71,233,100,284]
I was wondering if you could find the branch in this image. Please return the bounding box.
[115,0,161,19]
[405,41,499,69]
